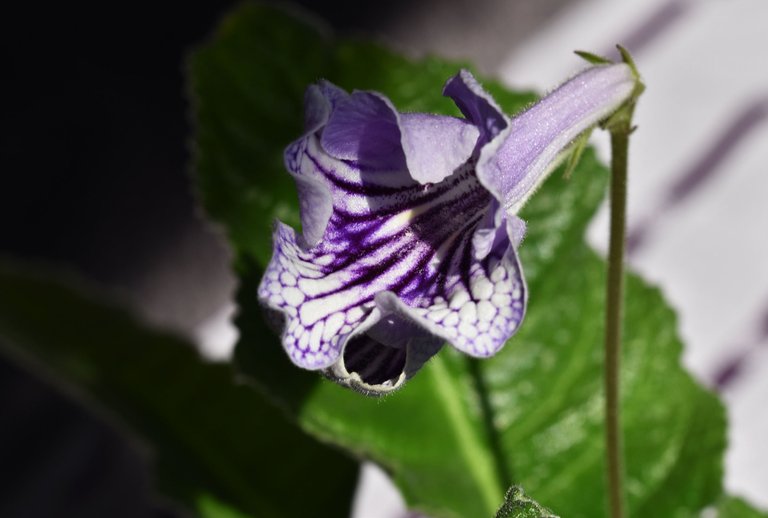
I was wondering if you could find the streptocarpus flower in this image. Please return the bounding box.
[259,63,637,395]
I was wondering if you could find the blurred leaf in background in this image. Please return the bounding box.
[715,496,768,518]
[0,264,357,518]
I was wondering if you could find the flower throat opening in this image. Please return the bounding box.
[343,334,407,386]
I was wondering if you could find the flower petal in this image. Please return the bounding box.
[374,239,526,359]
[322,89,480,184]
[483,63,636,213]
[283,84,339,247]
[399,113,479,184]
[303,82,334,132]
[260,128,525,372]
[286,84,484,247]
[443,69,509,144]
[326,314,444,395]
[321,90,406,171]
[259,221,376,370]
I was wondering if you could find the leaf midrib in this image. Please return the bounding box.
[430,355,504,515]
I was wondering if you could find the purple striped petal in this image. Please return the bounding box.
[261,127,523,391]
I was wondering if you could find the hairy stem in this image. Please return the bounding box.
[605,110,634,518]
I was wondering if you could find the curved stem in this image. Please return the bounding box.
[604,111,633,518]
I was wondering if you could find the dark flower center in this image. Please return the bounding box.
[343,334,407,386]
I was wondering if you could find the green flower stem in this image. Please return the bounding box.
[605,119,630,518]
[603,46,642,518]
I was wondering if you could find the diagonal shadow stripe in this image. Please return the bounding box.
[714,297,768,390]
[604,0,692,59]
[628,97,768,254]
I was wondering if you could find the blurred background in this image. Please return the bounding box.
[1,0,766,516]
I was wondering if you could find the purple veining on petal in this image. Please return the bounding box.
[261,65,637,392]
[261,131,523,370]
[284,86,335,247]
[442,70,515,262]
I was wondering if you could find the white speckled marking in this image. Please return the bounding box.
[459,302,477,322]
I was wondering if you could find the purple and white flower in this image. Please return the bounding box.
[259,64,637,394]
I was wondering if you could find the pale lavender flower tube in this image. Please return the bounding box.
[258,64,637,394]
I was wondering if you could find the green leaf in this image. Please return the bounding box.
[495,487,558,518]
[492,152,726,517]
[188,4,332,265]
[189,3,728,517]
[574,50,613,65]
[0,264,358,518]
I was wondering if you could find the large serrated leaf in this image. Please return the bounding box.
[0,264,357,518]
[189,3,729,517]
